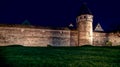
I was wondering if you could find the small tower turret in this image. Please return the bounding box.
[76,3,93,46]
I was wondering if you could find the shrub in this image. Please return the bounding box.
[106,41,112,46]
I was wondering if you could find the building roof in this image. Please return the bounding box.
[78,3,92,16]
[94,23,104,32]
[22,19,31,25]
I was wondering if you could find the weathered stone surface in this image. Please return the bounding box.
[93,32,108,46]
[0,27,70,46]
[93,32,120,46]
[0,24,119,46]
[70,30,78,46]
[77,14,93,46]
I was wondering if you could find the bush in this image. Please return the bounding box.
[106,41,112,46]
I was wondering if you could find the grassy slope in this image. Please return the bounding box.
[0,46,120,67]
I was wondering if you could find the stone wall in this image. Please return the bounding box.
[0,26,119,46]
[93,32,108,46]
[93,32,120,46]
[70,30,78,46]
[108,33,120,46]
[0,27,70,46]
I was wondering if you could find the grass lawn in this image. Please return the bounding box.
[0,45,120,67]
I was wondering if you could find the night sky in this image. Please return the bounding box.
[0,0,120,32]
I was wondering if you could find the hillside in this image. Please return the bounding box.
[0,46,120,67]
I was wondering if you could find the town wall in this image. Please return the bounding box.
[70,30,78,46]
[0,27,71,46]
[93,32,108,46]
[108,33,120,46]
[0,26,119,46]
[93,32,120,46]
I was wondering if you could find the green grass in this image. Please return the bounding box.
[0,45,120,67]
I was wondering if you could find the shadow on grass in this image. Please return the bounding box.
[0,45,24,67]
[6,44,24,47]
[0,48,10,67]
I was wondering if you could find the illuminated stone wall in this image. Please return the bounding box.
[93,32,120,46]
[77,14,93,46]
[0,27,70,46]
[70,30,78,46]
[0,26,119,46]
[93,32,108,46]
[108,33,120,46]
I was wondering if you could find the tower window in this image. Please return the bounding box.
[84,16,87,18]
[80,17,82,19]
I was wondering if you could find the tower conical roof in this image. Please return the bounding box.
[69,23,74,27]
[78,3,92,16]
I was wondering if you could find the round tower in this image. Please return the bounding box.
[76,4,93,46]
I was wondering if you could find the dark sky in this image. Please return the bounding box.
[0,0,120,31]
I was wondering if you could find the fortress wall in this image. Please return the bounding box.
[93,32,108,46]
[93,32,120,46]
[0,27,70,46]
[48,30,70,46]
[108,33,120,46]
[70,31,78,46]
[0,26,119,47]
